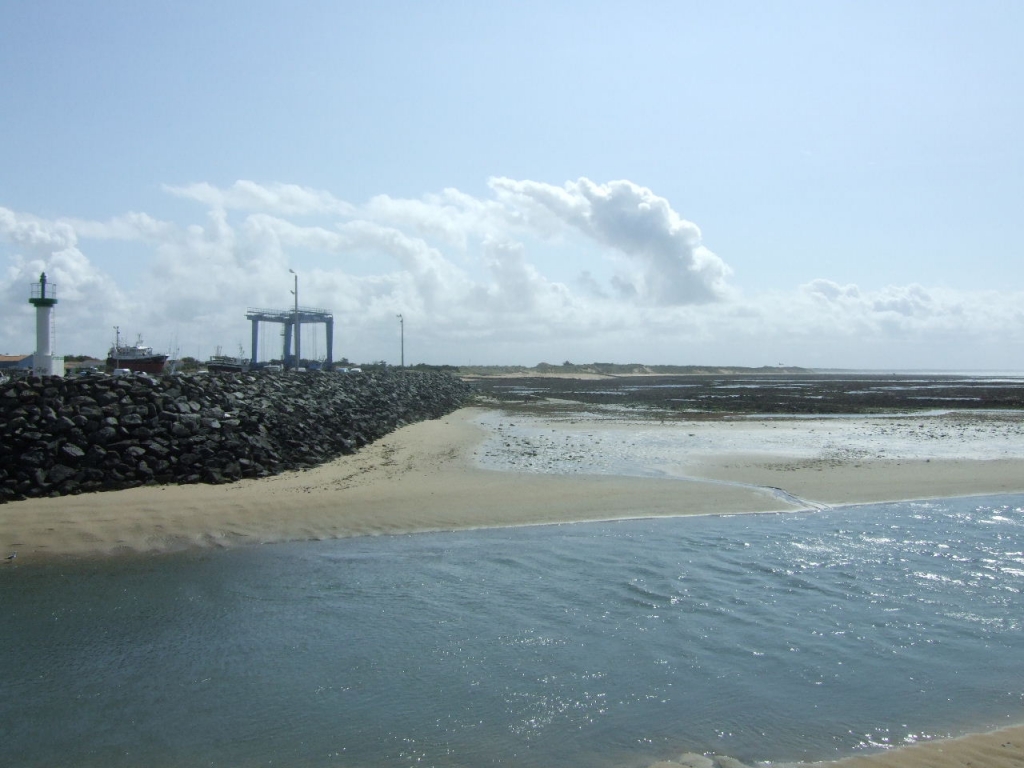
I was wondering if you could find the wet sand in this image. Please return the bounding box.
[649,723,1024,767]
[0,407,801,560]
[6,407,1024,562]
[3,403,1024,768]
[473,408,1024,505]
[785,723,1024,768]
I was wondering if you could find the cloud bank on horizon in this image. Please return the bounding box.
[2,176,1022,370]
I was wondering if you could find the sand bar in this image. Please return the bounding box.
[3,406,1024,562]
[0,407,797,561]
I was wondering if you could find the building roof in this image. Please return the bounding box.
[64,358,104,368]
[0,354,30,363]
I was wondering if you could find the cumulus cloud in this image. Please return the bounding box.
[63,212,174,242]
[164,181,354,217]
[4,182,1024,368]
[0,206,77,253]
[243,214,348,256]
[489,177,732,305]
[802,279,861,302]
[334,221,474,313]
[799,280,966,328]
[360,188,499,249]
[164,177,736,308]
[870,284,939,317]
[0,206,132,353]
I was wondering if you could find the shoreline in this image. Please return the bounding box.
[793,722,1024,768]
[0,406,785,562]
[4,404,1024,768]
[3,406,1024,562]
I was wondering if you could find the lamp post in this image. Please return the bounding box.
[289,269,300,369]
[396,314,404,369]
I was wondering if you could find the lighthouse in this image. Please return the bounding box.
[28,272,60,377]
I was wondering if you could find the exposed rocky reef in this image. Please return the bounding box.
[0,370,469,503]
[470,373,1024,415]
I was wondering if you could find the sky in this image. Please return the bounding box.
[2,0,1022,370]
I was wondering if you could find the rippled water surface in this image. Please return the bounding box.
[3,495,1024,767]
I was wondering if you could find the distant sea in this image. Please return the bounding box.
[811,369,1024,377]
[3,495,1023,768]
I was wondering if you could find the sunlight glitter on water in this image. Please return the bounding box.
[3,497,1023,768]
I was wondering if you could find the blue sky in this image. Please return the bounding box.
[2,0,1022,368]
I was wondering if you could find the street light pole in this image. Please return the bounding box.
[396,314,404,369]
[289,269,299,369]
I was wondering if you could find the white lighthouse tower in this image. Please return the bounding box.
[28,272,62,377]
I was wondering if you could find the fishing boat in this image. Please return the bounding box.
[106,329,168,374]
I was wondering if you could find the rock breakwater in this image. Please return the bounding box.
[0,370,469,503]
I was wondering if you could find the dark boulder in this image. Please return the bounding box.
[0,369,468,503]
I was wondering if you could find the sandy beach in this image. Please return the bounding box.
[5,405,1024,562]
[1,406,794,561]
[4,403,1024,768]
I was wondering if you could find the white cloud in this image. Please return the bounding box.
[360,189,496,249]
[488,177,733,305]
[797,280,972,333]
[802,278,861,302]
[244,214,348,256]
[0,206,132,354]
[163,181,355,217]
[0,206,77,252]
[334,220,472,313]
[3,183,1024,369]
[62,212,174,242]
[173,177,736,308]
